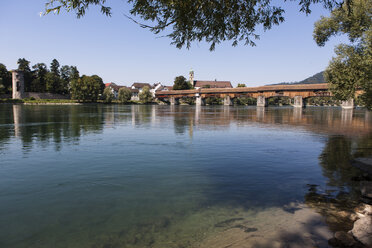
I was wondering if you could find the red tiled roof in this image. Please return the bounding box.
[194,81,232,88]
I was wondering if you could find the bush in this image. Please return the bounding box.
[306,96,340,106]
[205,97,222,105]
[234,96,256,105]
[139,86,153,103]
[266,97,291,106]
[118,87,132,103]
[103,87,114,103]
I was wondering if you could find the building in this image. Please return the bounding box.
[189,70,233,89]
[130,83,151,100]
[150,83,164,97]
[131,83,151,91]
[105,82,126,99]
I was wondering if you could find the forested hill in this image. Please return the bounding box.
[269,71,325,85]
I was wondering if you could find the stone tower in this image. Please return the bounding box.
[12,70,25,99]
[189,69,194,87]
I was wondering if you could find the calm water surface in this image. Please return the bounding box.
[0,104,371,248]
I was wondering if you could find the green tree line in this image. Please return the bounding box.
[16,58,79,94]
[1,58,105,102]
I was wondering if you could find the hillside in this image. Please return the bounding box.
[269,71,325,85]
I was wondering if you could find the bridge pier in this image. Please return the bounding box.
[223,96,233,106]
[170,97,179,105]
[293,96,305,108]
[195,95,205,106]
[341,99,354,109]
[257,96,267,107]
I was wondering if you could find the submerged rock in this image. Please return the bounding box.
[351,216,372,247]
[334,231,357,247]
[214,218,244,228]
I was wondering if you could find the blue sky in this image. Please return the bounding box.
[0,0,346,87]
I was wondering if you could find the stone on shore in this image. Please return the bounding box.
[351,216,372,247]
[355,203,372,217]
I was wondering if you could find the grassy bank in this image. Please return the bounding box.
[0,98,78,104]
[0,98,154,105]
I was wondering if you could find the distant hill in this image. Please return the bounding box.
[269,71,325,85]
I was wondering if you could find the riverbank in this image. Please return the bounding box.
[0,98,149,105]
[325,157,372,247]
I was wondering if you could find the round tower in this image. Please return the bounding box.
[12,70,25,99]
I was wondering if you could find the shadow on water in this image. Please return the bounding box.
[0,104,372,247]
[304,134,372,233]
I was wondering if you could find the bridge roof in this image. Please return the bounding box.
[156,83,329,96]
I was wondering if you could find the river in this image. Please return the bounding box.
[0,104,371,248]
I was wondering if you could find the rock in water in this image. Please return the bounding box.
[352,216,372,247]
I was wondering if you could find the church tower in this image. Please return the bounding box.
[189,69,194,87]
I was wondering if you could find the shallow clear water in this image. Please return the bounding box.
[0,104,371,248]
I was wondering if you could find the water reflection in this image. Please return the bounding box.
[0,105,105,152]
[0,104,372,247]
[1,105,372,151]
[304,133,372,232]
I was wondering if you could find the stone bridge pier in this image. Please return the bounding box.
[223,96,233,106]
[170,97,179,105]
[257,96,267,107]
[293,96,305,108]
[195,94,205,106]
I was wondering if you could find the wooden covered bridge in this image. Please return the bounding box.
[155,83,355,108]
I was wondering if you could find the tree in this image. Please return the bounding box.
[45,71,62,93]
[118,87,132,103]
[313,0,372,109]
[50,59,60,76]
[237,83,246,87]
[103,87,114,103]
[46,59,66,94]
[70,75,104,102]
[60,65,72,94]
[17,58,33,92]
[0,64,12,94]
[139,86,153,103]
[60,65,79,94]
[173,76,192,90]
[70,66,80,80]
[44,0,345,50]
[61,65,79,94]
[31,63,48,92]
